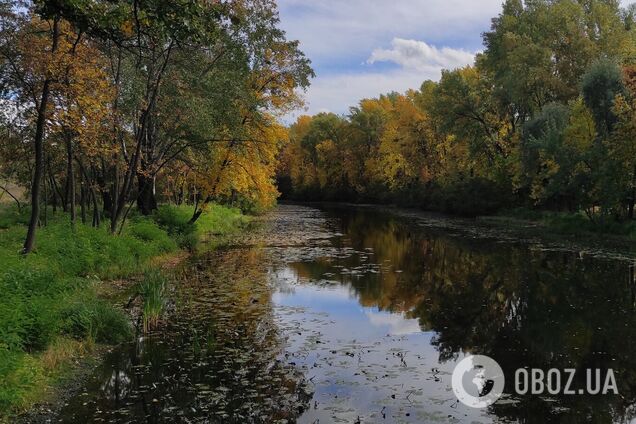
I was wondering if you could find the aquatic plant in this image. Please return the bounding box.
[138,271,168,333]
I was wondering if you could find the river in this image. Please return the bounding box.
[56,204,636,423]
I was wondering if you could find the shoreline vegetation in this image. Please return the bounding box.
[276,1,636,233]
[292,201,636,256]
[0,204,249,422]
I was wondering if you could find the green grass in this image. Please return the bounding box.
[497,207,636,240]
[137,270,168,332]
[0,202,249,418]
[544,213,636,239]
[153,204,250,250]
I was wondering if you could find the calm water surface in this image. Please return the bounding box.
[57,204,636,423]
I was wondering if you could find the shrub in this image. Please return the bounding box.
[546,213,636,237]
[0,205,30,229]
[153,205,199,249]
[127,218,178,253]
[427,178,511,217]
[0,270,62,352]
[61,299,131,344]
[152,204,249,250]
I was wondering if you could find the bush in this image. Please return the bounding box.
[153,205,199,249]
[546,213,636,237]
[0,270,62,352]
[127,218,178,253]
[0,205,30,229]
[61,299,131,344]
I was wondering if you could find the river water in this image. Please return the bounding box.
[57,204,636,423]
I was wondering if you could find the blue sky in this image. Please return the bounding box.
[277,0,634,120]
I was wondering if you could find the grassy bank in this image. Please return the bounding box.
[0,203,248,420]
[492,208,636,241]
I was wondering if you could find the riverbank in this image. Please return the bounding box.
[289,202,636,260]
[0,204,249,422]
[45,204,636,423]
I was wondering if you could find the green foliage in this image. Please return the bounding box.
[0,212,175,357]
[581,59,626,135]
[0,350,41,414]
[0,202,248,415]
[153,205,198,249]
[0,207,180,416]
[430,178,513,217]
[520,102,592,209]
[0,269,64,353]
[137,270,168,332]
[127,218,178,253]
[153,204,249,250]
[61,298,131,344]
[0,205,30,229]
[545,213,636,238]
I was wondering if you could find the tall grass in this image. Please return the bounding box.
[138,271,168,332]
[0,205,178,416]
[0,202,248,417]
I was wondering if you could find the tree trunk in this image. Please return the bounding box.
[629,187,635,220]
[80,182,86,224]
[189,208,204,224]
[23,17,59,255]
[102,191,113,217]
[66,135,76,226]
[92,188,101,228]
[110,42,173,234]
[136,172,157,215]
[629,165,636,220]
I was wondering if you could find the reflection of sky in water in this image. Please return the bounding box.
[272,266,493,423]
[273,281,422,339]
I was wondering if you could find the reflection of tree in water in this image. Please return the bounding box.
[295,208,636,423]
[59,248,311,424]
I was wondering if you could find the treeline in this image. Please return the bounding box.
[278,0,636,222]
[0,0,312,253]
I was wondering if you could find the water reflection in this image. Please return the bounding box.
[58,205,636,423]
[58,248,311,423]
[275,206,636,423]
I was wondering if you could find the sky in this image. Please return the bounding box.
[277,0,634,122]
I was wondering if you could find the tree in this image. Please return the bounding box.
[608,66,636,219]
[581,59,627,136]
[0,11,62,253]
[521,101,597,212]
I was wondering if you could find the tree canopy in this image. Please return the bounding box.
[279,0,636,221]
[0,0,313,252]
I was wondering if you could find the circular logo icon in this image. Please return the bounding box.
[452,355,505,408]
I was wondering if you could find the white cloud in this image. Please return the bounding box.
[285,69,420,121]
[278,0,636,121]
[278,0,502,62]
[369,38,475,71]
[365,310,422,335]
[285,46,472,121]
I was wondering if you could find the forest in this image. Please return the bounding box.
[0,0,312,253]
[278,0,636,230]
